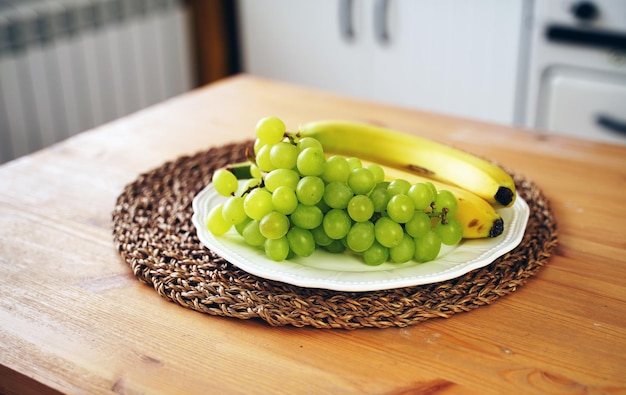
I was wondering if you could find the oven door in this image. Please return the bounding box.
[540,67,626,145]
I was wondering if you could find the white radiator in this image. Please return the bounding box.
[0,0,195,164]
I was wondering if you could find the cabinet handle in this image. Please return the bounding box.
[374,0,390,44]
[339,0,355,41]
[596,113,626,135]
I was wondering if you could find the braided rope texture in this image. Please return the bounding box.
[112,141,558,329]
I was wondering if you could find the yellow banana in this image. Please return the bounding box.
[299,120,516,208]
[373,162,504,239]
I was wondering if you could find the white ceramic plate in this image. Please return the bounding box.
[192,182,530,292]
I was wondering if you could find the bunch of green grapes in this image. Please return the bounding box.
[206,116,464,265]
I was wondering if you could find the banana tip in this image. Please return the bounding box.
[489,218,504,238]
[495,187,515,206]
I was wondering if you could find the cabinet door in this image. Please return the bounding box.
[237,0,367,97]
[363,0,525,125]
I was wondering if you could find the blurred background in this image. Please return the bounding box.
[1,0,625,164]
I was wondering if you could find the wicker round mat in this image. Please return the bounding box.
[112,141,558,329]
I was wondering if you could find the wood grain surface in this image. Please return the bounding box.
[0,74,625,394]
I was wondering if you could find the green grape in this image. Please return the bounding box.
[264,236,290,261]
[322,155,351,183]
[255,144,276,172]
[290,204,323,229]
[316,198,331,213]
[414,230,442,262]
[287,227,315,257]
[363,241,389,266]
[259,211,290,239]
[270,141,298,169]
[297,136,323,151]
[235,216,252,235]
[347,195,374,222]
[212,169,238,197]
[367,163,385,183]
[255,116,286,143]
[405,211,431,238]
[408,182,435,210]
[425,182,438,200]
[346,221,375,252]
[322,208,352,240]
[221,196,247,225]
[348,167,376,195]
[312,225,333,246]
[272,186,298,215]
[435,190,458,216]
[253,138,265,155]
[374,217,404,248]
[323,182,353,209]
[435,218,463,246]
[243,188,273,220]
[249,163,263,179]
[346,157,362,170]
[264,168,299,192]
[369,181,390,213]
[386,178,411,197]
[386,193,415,223]
[296,147,326,176]
[323,239,346,254]
[389,233,415,263]
[242,219,266,247]
[296,176,325,206]
[206,203,231,235]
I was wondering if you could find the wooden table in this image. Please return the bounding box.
[1,74,625,394]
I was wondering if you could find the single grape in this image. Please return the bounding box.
[347,195,374,222]
[362,241,389,266]
[212,169,238,197]
[264,168,299,192]
[221,196,247,225]
[249,163,263,179]
[322,155,351,183]
[386,178,411,197]
[322,208,352,240]
[235,216,252,235]
[259,211,290,239]
[346,157,362,170]
[270,141,298,169]
[408,182,435,210]
[346,221,375,252]
[242,219,266,247]
[386,193,415,223]
[348,167,376,195]
[369,182,389,213]
[290,204,323,229]
[255,144,276,172]
[296,147,326,176]
[374,217,404,248]
[435,218,463,245]
[367,163,385,183]
[296,176,325,206]
[404,211,431,238]
[287,227,316,257]
[312,225,333,247]
[323,239,347,253]
[297,136,323,151]
[206,203,231,235]
[435,189,459,216]
[389,233,415,263]
[264,236,290,261]
[323,182,354,209]
[243,188,273,220]
[255,116,286,143]
[414,230,442,262]
[272,186,298,215]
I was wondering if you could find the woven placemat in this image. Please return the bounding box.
[112,140,558,329]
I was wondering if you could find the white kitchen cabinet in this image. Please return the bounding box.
[236,0,526,125]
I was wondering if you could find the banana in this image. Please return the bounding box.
[298,120,516,208]
[371,161,504,239]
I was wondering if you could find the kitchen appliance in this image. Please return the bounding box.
[523,0,626,145]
